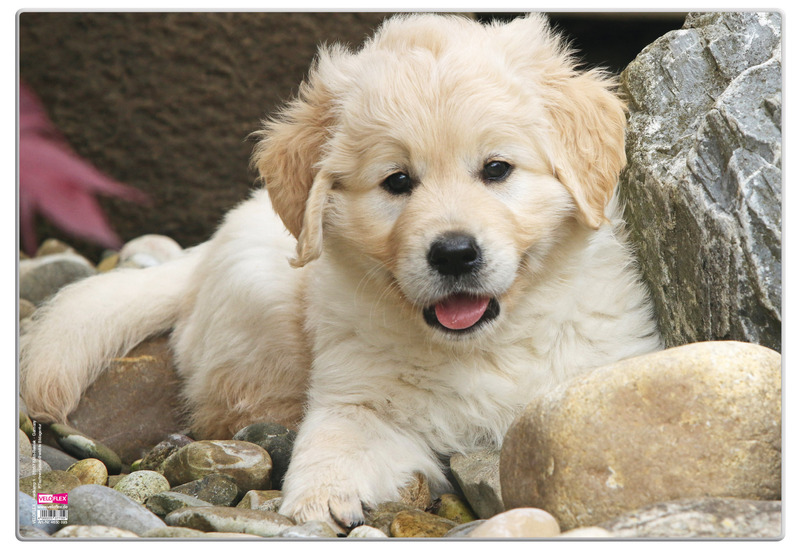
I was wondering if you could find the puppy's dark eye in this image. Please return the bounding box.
[482,160,512,182]
[382,172,414,195]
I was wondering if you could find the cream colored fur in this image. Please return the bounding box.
[20,14,662,530]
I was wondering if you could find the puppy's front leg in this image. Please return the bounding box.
[279,403,442,530]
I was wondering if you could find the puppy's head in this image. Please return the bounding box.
[253,13,626,338]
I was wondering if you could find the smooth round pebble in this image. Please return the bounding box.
[19,455,51,479]
[19,430,32,457]
[19,253,96,305]
[277,520,338,538]
[142,526,207,538]
[348,525,389,538]
[559,526,614,538]
[67,484,165,535]
[468,508,561,538]
[145,491,213,518]
[389,509,457,538]
[18,492,61,535]
[119,234,182,266]
[170,473,240,506]
[139,433,194,473]
[39,445,78,471]
[50,424,122,474]
[113,470,170,504]
[164,506,294,537]
[52,525,139,538]
[236,490,282,510]
[67,458,108,485]
[233,422,296,487]
[162,440,272,493]
[19,470,81,498]
[18,525,52,538]
[436,493,478,524]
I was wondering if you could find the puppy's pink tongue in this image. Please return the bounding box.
[434,294,490,330]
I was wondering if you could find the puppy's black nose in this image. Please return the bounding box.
[428,233,482,276]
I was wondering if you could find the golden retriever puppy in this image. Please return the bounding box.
[20,13,662,529]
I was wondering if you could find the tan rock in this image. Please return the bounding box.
[66,458,108,485]
[389,509,456,538]
[67,336,189,464]
[500,341,782,530]
[468,508,560,538]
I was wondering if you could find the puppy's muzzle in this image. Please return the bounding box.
[423,232,499,334]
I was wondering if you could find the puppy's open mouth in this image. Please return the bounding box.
[422,293,500,334]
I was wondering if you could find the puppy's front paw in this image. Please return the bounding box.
[281,487,365,533]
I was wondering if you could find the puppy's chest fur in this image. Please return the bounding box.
[302,240,659,454]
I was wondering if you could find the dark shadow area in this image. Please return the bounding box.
[477,12,688,74]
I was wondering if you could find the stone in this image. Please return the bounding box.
[443,520,486,538]
[389,509,456,538]
[364,501,417,536]
[139,433,194,473]
[467,508,561,538]
[170,473,240,506]
[39,445,78,471]
[348,525,389,538]
[19,470,82,498]
[96,252,120,272]
[500,341,782,530]
[19,411,33,438]
[277,520,339,538]
[19,253,96,305]
[142,526,207,538]
[19,429,32,457]
[112,470,170,503]
[119,234,182,266]
[19,455,51,479]
[66,484,165,535]
[66,458,108,485]
[36,238,76,257]
[49,424,122,475]
[145,491,213,518]
[450,450,504,518]
[598,498,782,538]
[232,422,296,487]
[19,525,52,538]
[162,440,272,493]
[18,492,62,535]
[52,525,139,538]
[435,493,478,524]
[107,475,127,488]
[236,489,282,510]
[164,506,294,537]
[558,527,614,538]
[618,12,782,352]
[66,336,189,465]
[19,298,36,320]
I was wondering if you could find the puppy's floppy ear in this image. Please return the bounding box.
[290,170,333,268]
[546,70,627,229]
[251,46,346,248]
[498,14,627,229]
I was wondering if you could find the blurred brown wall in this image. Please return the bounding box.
[19,12,392,256]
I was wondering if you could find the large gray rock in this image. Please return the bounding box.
[449,450,504,519]
[598,498,782,539]
[66,484,165,535]
[500,341,781,530]
[618,12,781,352]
